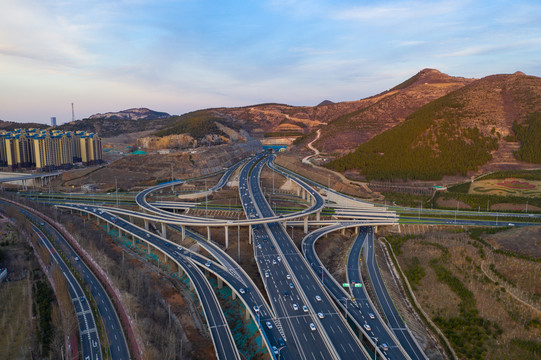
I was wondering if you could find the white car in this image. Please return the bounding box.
[273,260,277,265]
[239,288,245,294]
[146,234,150,238]
[369,313,375,319]
[292,303,299,310]
[318,312,324,319]
[286,274,291,280]
[272,346,278,355]
[253,305,259,312]
[277,256,281,262]
[205,261,212,267]
[380,343,389,351]
[363,324,371,332]
[310,323,316,331]
[315,295,321,302]
[302,305,308,313]
[265,272,270,278]
[266,321,273,329]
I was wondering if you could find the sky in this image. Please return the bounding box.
[1,0,541,124]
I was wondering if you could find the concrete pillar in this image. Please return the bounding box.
[224,226,229,249]
[106,222,110,232]
[244,308,250,320]
[163,252,167,263]
[316,211,321,221]
[161,223,167,238]
[177,265,184,277]
[190,280,194,291]
[232,291,236,300]
[87,212,91,220]
[147,243,150,254]
[181,225,186,241]
[296,187,300,196]
[217,278,223,289]
[119,228,123,238]
[374,226,378,233]
[97,217,100,225]
[207,226,211,242]
[249,225,252,245]
[144,220,149,230]
[129,216,134,223]
[354,227,359,235]
[304,216,308,234]
[341,228,346,235]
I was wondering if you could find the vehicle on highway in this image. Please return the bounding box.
[302,305,308,312]
[80,297,85,302]
[239,288,245,294]
[277,256,281,262]
[146,234,150,238]
[284,290,289,296]
[265,272,269,278]
[289,283,294,288]
[363,324,371,331]
[74,256,79,261]
[286,274,291,279]
[266,321,273,329]
[310,323,316,331]
[273,259,277,265]
[381,343,389,351]
[369,313,375,319]
[177,246,182,251]
[278,338,286,347]
[205,261,211,267]
[272,346,279,355]
[253,305,259,312]
[292,303,298,310]
[315,295,321,302]
[318,312,324,319]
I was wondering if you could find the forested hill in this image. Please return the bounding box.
[327,72,541,181]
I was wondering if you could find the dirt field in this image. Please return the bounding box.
[383,225,541,360]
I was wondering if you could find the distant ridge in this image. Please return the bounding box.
[318,100,335,106]
[89,108,171,120]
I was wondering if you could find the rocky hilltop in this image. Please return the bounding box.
[89,108,171,121]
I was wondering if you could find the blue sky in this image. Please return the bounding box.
[1,0,540,124]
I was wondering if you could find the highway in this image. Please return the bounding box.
[24,210,131,360]
[31,224,102,360]
[362,228,428,360]
[303,224,408,360]
[245,154,372,359]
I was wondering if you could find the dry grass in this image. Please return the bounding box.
[0,280,34,359]
[390,226,541,360]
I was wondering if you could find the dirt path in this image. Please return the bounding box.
[480,260,541,315]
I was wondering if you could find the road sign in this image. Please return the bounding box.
[355,283,362,287]
[342,283,350,287]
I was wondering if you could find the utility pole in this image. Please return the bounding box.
[171,163,174,192]
[115,176,119,207]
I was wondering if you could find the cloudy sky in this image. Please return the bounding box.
[1,0,540,124]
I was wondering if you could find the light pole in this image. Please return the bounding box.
[237,213,241,264]
[115,176,119,208]
[171,163,174,192]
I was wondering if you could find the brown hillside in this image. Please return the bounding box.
[314,69,475,154]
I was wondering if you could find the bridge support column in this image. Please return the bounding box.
[224,226,229,248]
[244,308,250,320]
[304,216,308,234]
[144,220,149,230]
[129,216,134,223]
[354,226,359,235]
[341,228,346,235]
[374,226,378,233]
[96,217,100,225]
[249,225,252,244]
[189,280,194,291]
[296,187,300,196]
[316,211,321,221]
[161,223,167,238]
[106,222,110,232]
[207,226,211,242]
[147,243,150,254]
[163,252,167,263]
[87,212,91,220]
[232,291,236,300]
[118,228,123,238]
[181,225,186,241]
[217,278,223,289]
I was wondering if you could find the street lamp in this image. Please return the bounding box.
[372,337,379,360]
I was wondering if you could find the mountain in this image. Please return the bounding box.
[89,108,170,120]
[313,69,475,154]
[327,71,541,180]
[0,119,48,131]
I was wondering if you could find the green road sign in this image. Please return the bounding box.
[355,283,362,287]
[342,283,350,287]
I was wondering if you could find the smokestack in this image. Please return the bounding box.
[71,102,75,122]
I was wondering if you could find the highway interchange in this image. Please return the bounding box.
[26,151,474,360]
